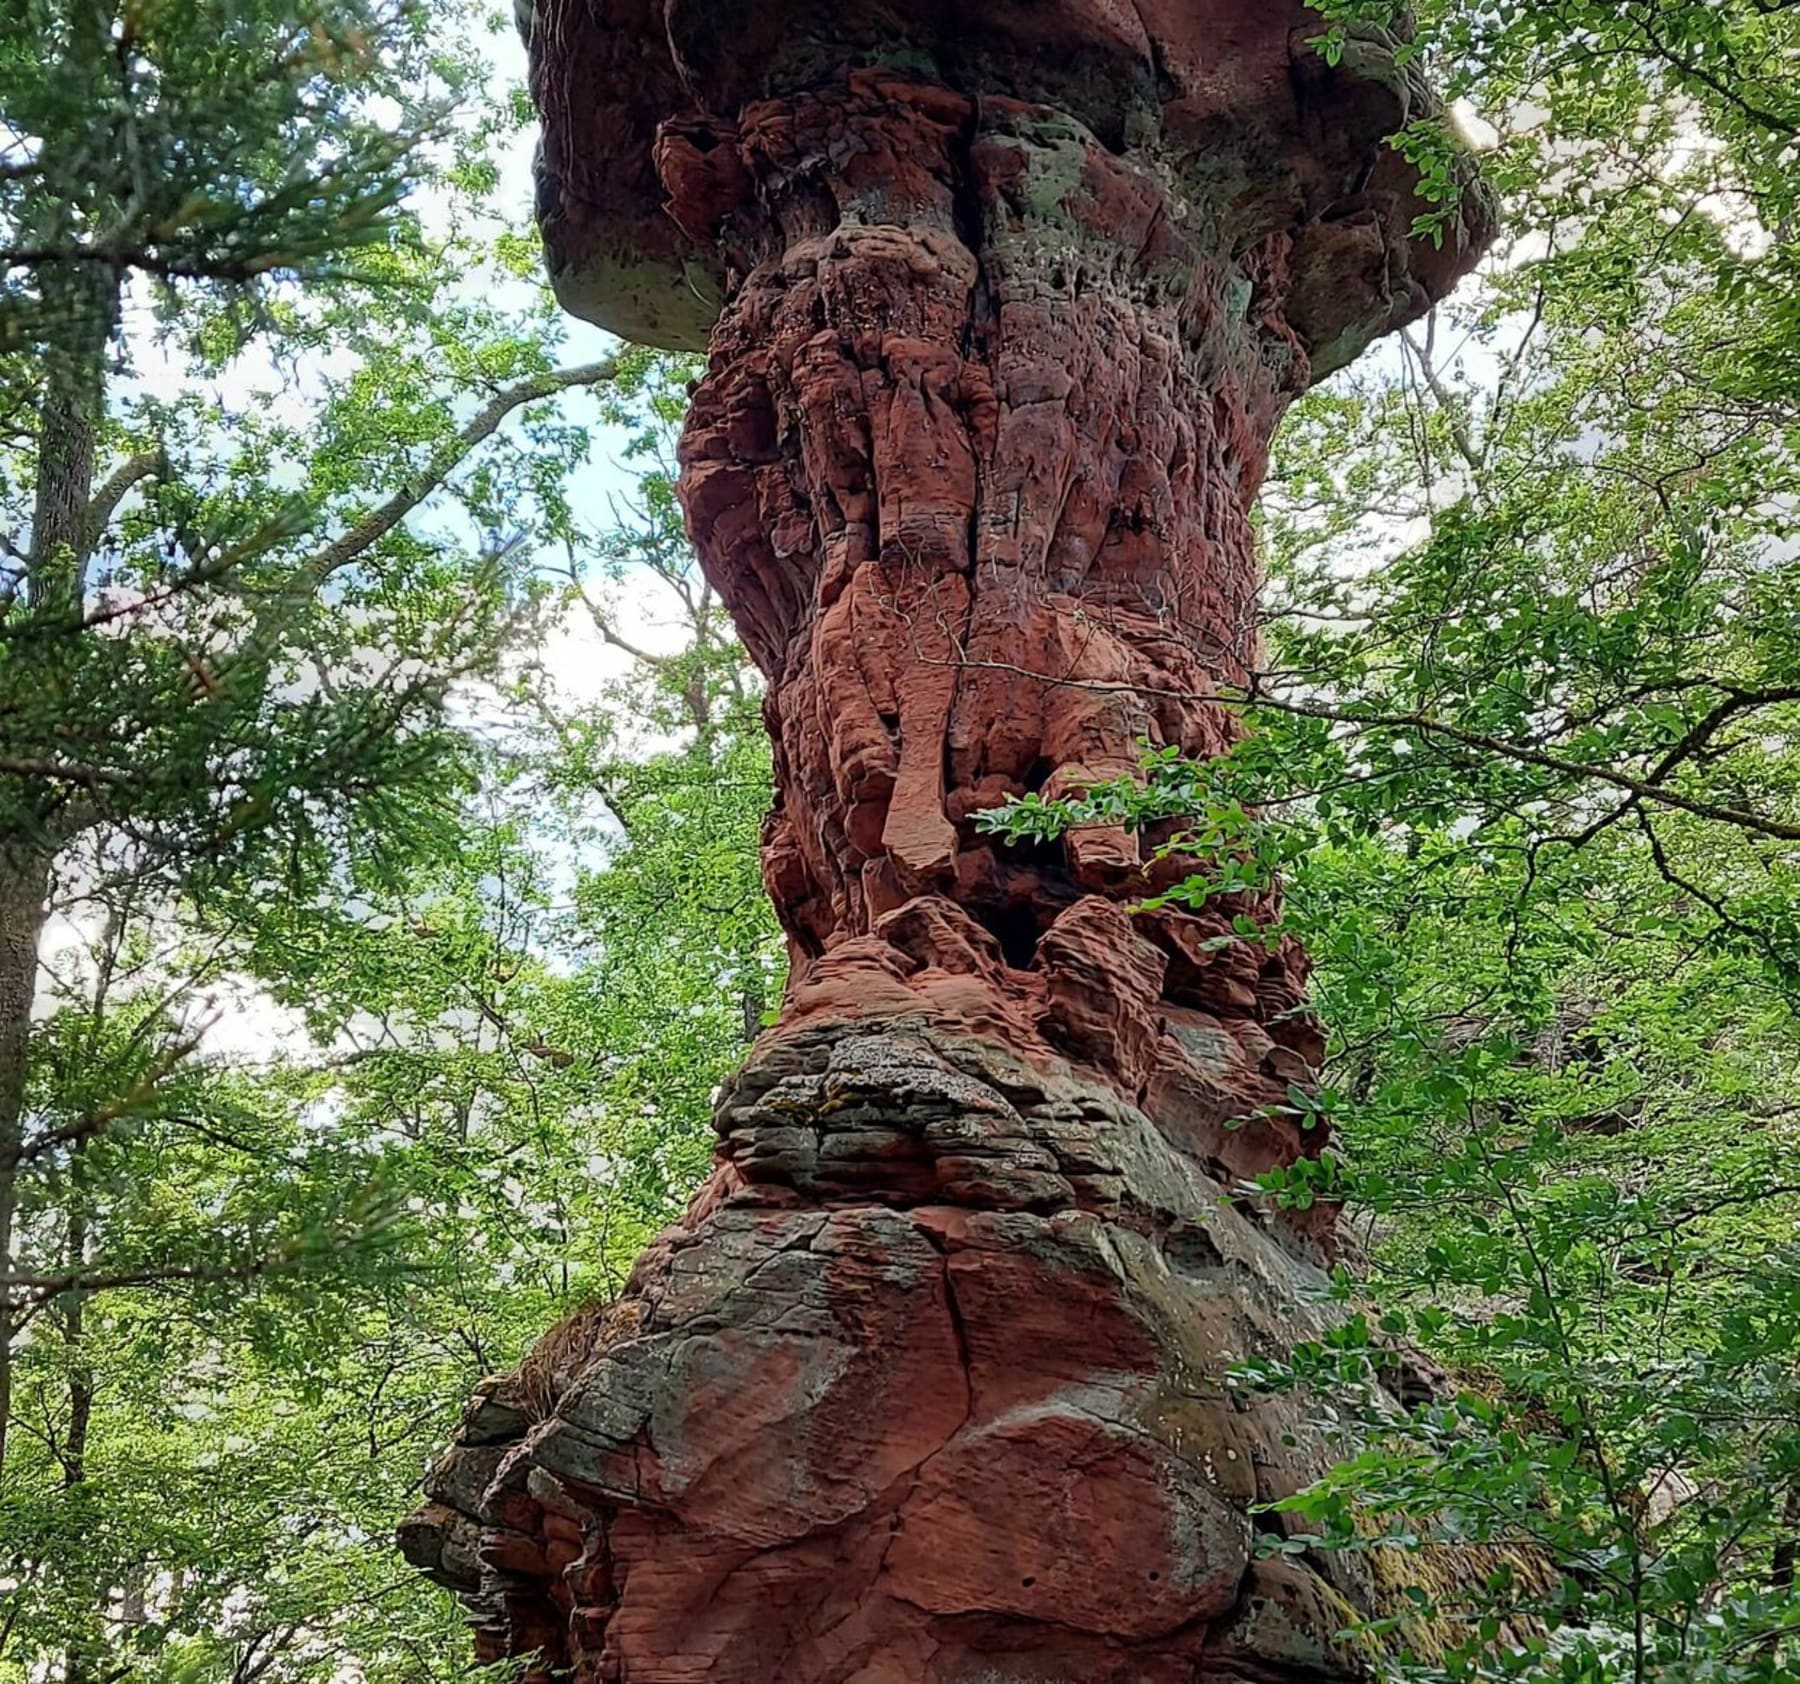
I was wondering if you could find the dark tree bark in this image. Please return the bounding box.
[0,253,118,1484]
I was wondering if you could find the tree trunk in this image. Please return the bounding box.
[60,1197,97,1684]
[0,250,115,1484]
[0,844,50,1485]
[405,8,1496,1680]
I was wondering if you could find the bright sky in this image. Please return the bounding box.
[36,16,696,1057]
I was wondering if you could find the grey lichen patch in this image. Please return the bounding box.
[859,32,941,81]
[549,247,720,350]
[1011,114,1095,227]
[1306,316,1382,382]
[1330,17,1422,119]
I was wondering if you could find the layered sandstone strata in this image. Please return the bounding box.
[403,6,1493,1679]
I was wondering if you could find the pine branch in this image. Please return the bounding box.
[0,757,132,788]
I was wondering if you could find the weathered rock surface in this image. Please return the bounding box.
[405,1020,1434,1682]
[406,3,1495,1677]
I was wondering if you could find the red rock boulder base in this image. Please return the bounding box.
[402,6,1494,1680]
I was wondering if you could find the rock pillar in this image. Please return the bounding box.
[404,8,1493,1680]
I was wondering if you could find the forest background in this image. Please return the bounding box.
[0,1,1796,1681]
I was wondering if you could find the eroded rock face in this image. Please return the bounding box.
[405,6,1494,1678]
[404,1021,1438,1682]
[660,55,1434,1231]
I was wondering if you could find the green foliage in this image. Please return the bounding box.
[986,0,1800,1671]
[531,348,780,1185]
[8,0,1799,1680]
[0,3,721,1681]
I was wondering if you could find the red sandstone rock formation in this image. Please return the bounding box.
[402,6,1493,1679]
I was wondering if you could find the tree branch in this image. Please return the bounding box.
[930,646,1800,845]
[0,757,132,788]
[83,447,164,550]
[0,1249,314,1311]
[299,358,619,586]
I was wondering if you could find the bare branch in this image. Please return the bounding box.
[299,358,619,586]
[83,447,165,549]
